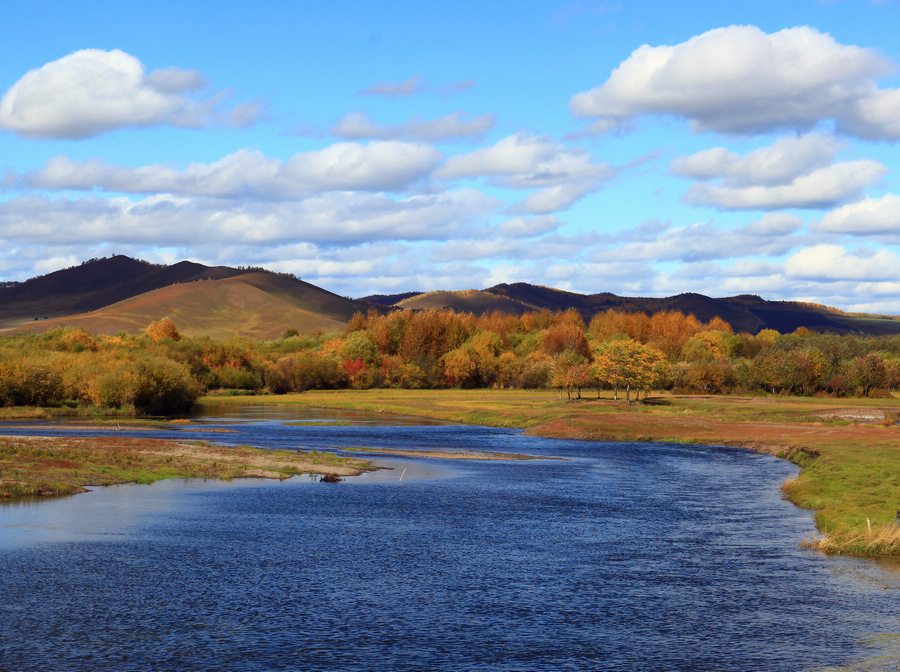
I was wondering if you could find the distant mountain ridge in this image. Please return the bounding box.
[364,283,900,336]
[2,256,900,338]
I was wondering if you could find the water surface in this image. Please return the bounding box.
[1,408,898,671]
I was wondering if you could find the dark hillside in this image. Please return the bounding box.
[366,283,900,335]
[0,256,245,329]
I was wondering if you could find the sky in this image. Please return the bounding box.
[3,1,900,312]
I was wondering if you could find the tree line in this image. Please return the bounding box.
[2,307,900,414]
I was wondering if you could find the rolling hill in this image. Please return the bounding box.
[3,256,900,339]
[0,257,370,340]
[369,283,900,336]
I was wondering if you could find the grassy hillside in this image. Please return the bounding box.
[7,273,356,339]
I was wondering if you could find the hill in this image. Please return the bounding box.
[373,283,900,336]
[0,257,370,339]
[4,257,900,338]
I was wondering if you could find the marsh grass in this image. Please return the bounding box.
[804,524,900,557]
[0,436,372,499]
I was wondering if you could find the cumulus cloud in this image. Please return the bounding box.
[17,142,444,198]
[683,160,886,210]
[331,111,496,141]
[436,133,613,213]
[357,75,424,96]
[570,25,900,139]
[785,244,900,281]
[0,49,261,139]
[672,134,886,209]
[671,134,841,186]
[815,193,900,235]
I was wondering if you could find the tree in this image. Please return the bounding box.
[593,339,666,402]
[145,317,181,342]
[541,323,590,359]
[550,351,592,400]
[845,353,886,396]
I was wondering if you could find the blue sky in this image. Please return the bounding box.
[3,1,900,312]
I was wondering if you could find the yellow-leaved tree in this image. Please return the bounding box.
[592,339,667,403]
[145,317,181,342]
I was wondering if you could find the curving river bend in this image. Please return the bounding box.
[1,406,898,671]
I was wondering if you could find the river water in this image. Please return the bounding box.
[1,407,898,671]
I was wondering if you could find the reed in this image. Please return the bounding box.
[804,523,900,557]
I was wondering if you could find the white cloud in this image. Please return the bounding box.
[331,111,496,141]
[512,181,599,214]
[0,49,261,139]
[436,133,612,213]
[0,190,500,248]
[438,133,607,185]
[671,133,886,210]
[785,244,900,281]
[593,219,806,263]
[497,215,560,237]
[570,25,900,139]
[683,159,886,210]
[670,134,841,186]
[815,193,900,235]
[19,142,444,197]
[357,75,424,96]
[742,213,805,236]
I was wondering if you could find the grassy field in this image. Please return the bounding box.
[198,389,900,557]
[0,435,373,498]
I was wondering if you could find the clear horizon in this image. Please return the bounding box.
[2,1,900,313]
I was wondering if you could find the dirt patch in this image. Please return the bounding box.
[817,408,887,423]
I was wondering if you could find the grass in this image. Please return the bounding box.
[200,389,900,557]
[0,435,373,499]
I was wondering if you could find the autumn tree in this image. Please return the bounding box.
[550,351,592,400]
[589,309,651,344]
[541,323,590,360]
[592,339,666,402]
[845,353,887,396]
[647,310,702,359]
[145,317,181,342]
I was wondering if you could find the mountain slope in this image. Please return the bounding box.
[381,284,900,335]
[0,256,245,330]
[1,258,371,339]
[5,257,900,338]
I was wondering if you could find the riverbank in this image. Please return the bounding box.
[198,389,900,557]
[0,434,375,498]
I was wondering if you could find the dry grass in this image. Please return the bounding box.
[804,524,900,557]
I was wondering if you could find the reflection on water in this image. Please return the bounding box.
[0,407,898,672]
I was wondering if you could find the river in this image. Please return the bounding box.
[1,406,898,671]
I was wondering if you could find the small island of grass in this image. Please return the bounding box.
[0,434,375,498]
